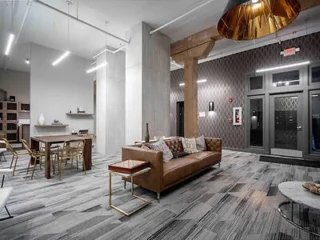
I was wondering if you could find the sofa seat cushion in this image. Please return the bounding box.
[163,151,221,187]
[188,151,221,169]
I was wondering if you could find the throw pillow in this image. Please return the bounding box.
[196,135,207,152]
[181,137,198,154]
[172,152,189,158]
[149,139,173,162]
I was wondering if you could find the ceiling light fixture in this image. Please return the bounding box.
[93,46,127,59]
[179,79,207,86]
[52,51,70,66]
[4,33,15,56]
[86,62,108,74]
[25,58,30,64]
[256,61,310,73]
[217,0,301,40]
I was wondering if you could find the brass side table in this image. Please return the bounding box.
[108,160,151,216]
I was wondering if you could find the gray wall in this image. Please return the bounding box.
[96,51,125,155]
[170,32,320,149]
[30,44,94,136]
[0,68,30,103]
[126,22,170,144]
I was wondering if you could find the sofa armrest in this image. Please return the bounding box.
[122,146,164,192]
[205,137,222,153]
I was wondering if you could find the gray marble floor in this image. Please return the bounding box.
[0,150,320,240]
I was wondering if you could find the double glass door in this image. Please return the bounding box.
[270,93,303,158]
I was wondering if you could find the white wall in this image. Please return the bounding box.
[0,68,30,103]
[30,44,94,136]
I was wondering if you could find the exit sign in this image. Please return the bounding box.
[281,47,300,57]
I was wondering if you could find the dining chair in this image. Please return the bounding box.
[21,139,44,180]
[1,138,27,176]
[0,140,6,162]
[56,140,86,180]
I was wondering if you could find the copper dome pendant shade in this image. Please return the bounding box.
[217,0,301,40]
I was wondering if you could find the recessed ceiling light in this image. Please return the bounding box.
[25,58,30,64]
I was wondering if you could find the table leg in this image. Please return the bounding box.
[291,201,294,221]
[109,172,112,207]
[83,138,92,170]
[131,176,134,195]
[45,143,51,179]
[30,139,39,165]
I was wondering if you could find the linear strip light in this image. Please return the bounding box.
[256,61,310,73]
[86,62,108,74]
[52,51,70,66]
[93,46,126,59]
[179,79,207,86]
[4,33,15,56]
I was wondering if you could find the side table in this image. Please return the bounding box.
[108,160,151,216]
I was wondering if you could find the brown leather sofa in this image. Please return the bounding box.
[122,137,222,200]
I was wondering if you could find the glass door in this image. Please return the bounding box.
[270,93,303,158]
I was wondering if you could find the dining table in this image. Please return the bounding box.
[31,135,92,179]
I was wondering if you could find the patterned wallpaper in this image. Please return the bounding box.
[170,32,320,149]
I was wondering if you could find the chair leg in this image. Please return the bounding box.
[1,175,4,188]
[9,155,15,169]
[31,159,37,180]
[39,156,42,170]
[26,157,31,174]
[0,206,13,221]
[12,156,18,176]
[59,160,62,180]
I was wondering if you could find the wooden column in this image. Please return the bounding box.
[184,58,199,137]
[171,27,222,138]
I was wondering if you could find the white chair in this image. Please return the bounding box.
[0,140,6,162]
[0,187,13,221]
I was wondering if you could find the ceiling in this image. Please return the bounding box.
[0,0,320,73]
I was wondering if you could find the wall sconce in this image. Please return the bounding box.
[209,101,214,112]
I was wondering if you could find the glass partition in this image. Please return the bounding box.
[250,98,263,147]
[311,93,320,153]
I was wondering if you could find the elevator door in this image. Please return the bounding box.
[270,93,303,158]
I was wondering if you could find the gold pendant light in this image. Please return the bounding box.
[217,0,301,40]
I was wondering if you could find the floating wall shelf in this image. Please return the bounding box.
[34,124,69,128]
[66,113,94,116]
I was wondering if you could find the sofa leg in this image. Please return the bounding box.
[219,163,220,168]
[157,192,160,202]
[124,180,127,189]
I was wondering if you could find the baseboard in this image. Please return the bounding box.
[260,155,320,168]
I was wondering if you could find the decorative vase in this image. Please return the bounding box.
[38,113,45,125]
[145,123,150,143]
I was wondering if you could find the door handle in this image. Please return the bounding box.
[297,126,302,131]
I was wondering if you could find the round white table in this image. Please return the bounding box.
[278,181,320,237]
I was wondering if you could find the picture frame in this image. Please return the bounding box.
[233,107,242,125]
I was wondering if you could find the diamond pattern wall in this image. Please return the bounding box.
[170,32,320,149]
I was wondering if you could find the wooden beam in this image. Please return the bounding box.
[171,26,222,64]
[184,58,198,138]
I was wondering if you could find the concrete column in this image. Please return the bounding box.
[126,22,171,144]
[96,51,125,155]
